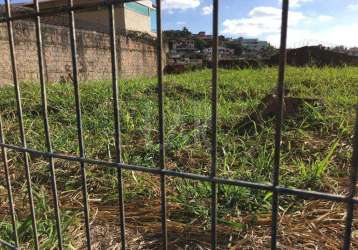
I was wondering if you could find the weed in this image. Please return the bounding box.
[0,67,356,247]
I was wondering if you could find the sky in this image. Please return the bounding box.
[160,0,358,48]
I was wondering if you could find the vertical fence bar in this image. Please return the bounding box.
[4,1,39,249]
[343,106,358,250]
[0,116,19,247]
[68,0,91,248]
[33,0,63,249]
[271,0,289,249]
[108,2,126,249]
[155,0,167,249]
[210,0,219,249]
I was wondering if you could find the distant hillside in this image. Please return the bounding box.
[267,46,358,67]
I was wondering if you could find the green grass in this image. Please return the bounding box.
[0,66,357,248]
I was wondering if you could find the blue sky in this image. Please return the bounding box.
[161,0,358,48]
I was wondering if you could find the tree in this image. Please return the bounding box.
[260,44,277,58]
[163,27,192,40]
[194,39,209,51]
[181,27,192,37]
[226,42,243,56]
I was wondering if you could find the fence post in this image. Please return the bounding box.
[343,106,358,250]
[271,0,289,249]
[4,1,39,248]
[108,1,126,249]
[155,0,168,249]
[33,0,63,248]
[0,115,19,247]
[68,0,91,248]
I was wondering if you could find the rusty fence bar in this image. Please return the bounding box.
[210,0,219,249]
[68,0,92,248]
[0,0,358,249]
[0,117,18,248]
[33,0,64,248]
[343,106,358,250]
[270,0,289,249]
[108,2,127,249]
[155,0,168,249]
[4,0,39,249]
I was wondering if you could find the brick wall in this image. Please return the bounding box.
[0,21,160,85]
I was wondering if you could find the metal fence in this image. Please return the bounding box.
[0,0,357,249]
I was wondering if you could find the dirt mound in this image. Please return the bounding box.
[234,89,322,134]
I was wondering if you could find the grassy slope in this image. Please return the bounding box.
[0,67,357,248]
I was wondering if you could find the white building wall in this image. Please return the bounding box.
[124,9,152,33]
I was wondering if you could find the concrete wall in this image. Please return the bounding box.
[22,0,154,35]
[124,8,152,35]
[0,21,160,85]
[75,8,126,33]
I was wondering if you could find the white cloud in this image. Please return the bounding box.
[319,24,358,47]
[162,0,200,10]
[266,25,358,48]
[176,21,186,26]
[266,29,315,48]
[222,5,349,48]
[317,15,334,22]
[250,6,282,16]
[279,0,313,8]
[201,4,213,15]
[347,3,358,11]
[222,6,307,37]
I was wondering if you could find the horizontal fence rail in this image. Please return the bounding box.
[0,0,357,249]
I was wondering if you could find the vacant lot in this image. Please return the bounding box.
[0,67,357,249]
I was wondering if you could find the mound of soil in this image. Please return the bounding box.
[234,89,322,134]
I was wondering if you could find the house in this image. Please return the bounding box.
[237,38,269,51]
[170,39,195,50]
[194,31,213,41]
[331,46,347,54]
[348,47,358,57]
[197,31,206,37]
[19,0,157,35]
[203,47,235,59]
[167,38,201,63]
